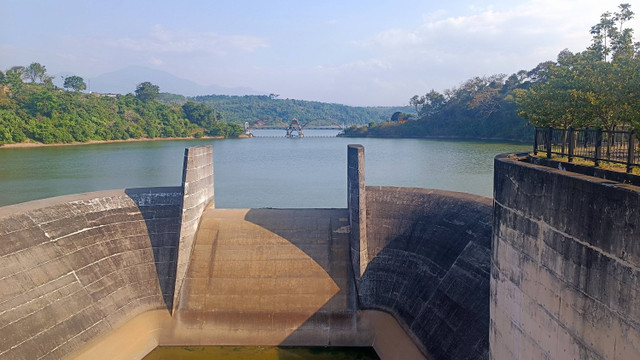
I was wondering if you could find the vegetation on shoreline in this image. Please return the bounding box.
[0,64,415,146]
[343,3,640,143]
[342,72,533,142]
[0,69,242,145]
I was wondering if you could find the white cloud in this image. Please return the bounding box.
[106,25,269,56]
[149,57,164,66]
[331,0,624,101]
[267,0,629,105]
[316,58,392,73]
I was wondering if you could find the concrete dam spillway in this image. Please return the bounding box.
[0,145,638,360]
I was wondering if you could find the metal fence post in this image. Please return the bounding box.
[568,127,575,162]
[533,127,539,155]
[627,130,636,173]
[546,126,552,158]
[594,129,602,167]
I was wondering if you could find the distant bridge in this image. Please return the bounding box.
[244,118,344,138]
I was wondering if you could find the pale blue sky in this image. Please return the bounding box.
[1,0,635,106]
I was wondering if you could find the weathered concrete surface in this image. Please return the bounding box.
[0,143,497,360]
[51,206,423,360]
[362,310,427,360]
[0,188,181,360]
[348,144,367,281]
[361,186,493,360]
[170,207,374,346]
[491,154,640,359]
[173,145,214,312]
[62,310,172,360]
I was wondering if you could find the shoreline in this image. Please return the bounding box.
[0,135,249,149]
[339,133,532,144]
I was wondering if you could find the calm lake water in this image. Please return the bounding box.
[0,130,531,208]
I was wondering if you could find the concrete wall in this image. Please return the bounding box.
[0,145,214,360]
[346,144,494,360]
[173,145,214,312]
[0,187,182,360]
[491,154,640,359]
[361,187,493,360]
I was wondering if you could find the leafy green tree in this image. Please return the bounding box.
[517,3,639,134]
[3,67,24,87]
[611,3,636,60]
[7,66,24,76]
[390,111,403,122]
[390,111,415,122]
[411,90,445,118]
[63,76,86,92]
[23,62,49,83]
[182,101,217,125]
[525,61,555,84]
[135,82,160,102]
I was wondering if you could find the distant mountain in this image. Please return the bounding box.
[85,66,260,96]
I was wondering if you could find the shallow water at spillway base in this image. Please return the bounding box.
[142,346,380,360]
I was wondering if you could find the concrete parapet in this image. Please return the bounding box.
[173,145,214,313]
[491,154,640,359]
[347,144,367,281]
[0,188,181,360]
[361,186,493,359]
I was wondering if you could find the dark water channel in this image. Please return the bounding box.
[0,130,530,207]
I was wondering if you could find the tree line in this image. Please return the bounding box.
[158,93,414,126]
[516,3,639,134]
[344,3,639,142]
[0,65,242,145]
[343,72,533,141]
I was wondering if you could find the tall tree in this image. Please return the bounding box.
[589,11,615,61]
[412,90,445,118]
[611,3,636,59]
[63,76,87,92]
[23,62,48,83]
[135,82,160,102]
[517,3,639,132]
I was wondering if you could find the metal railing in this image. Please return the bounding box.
[534,127,639,173]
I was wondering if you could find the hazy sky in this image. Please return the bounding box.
[1,0,636,106]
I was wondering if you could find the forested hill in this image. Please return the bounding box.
[158,93,414,126]
[0,74,243,145]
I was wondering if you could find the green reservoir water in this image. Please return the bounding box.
[142,346,379,360]
[0,130,531,207]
